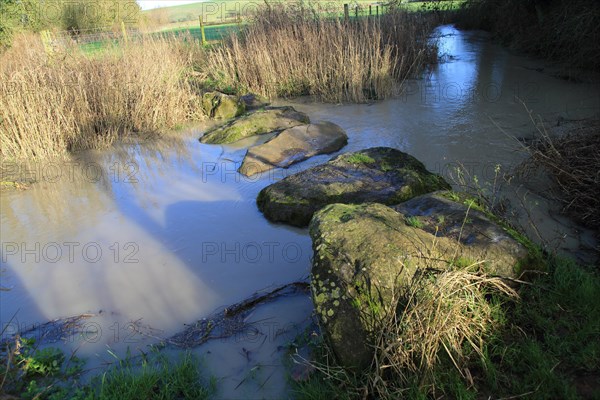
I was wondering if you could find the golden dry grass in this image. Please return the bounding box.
[294,263,518,398]
[0,33,205,160]
[369,266,517,396]
[206,4,438,102]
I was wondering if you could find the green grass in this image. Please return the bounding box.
[343,153,376,165]
[164,23,242,42]
[91,353,215,400]
[398,0,466,12]
[0,340,215,400]
[405,215,424,228]
[77,23,240,55]
[481,257,600,398]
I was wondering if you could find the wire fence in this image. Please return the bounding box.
[43,2,393,51]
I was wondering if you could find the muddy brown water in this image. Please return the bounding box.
[1,25,598,398]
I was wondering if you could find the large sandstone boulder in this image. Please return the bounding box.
[257,147,451,227]
[239,121,348,176]
[200,106,310,144]
[309,198,530,370]
[202,91,245,120]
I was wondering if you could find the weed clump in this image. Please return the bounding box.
[293,264,518,398]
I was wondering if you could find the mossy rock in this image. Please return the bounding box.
[201,91,246,120]
[393,191,532,276]
[257,147,451,227]
[309,201,531,370]
[239,121,348,176]
[200,106,310,144]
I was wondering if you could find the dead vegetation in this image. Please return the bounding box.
[519,120,600,230]
[0,33,205,160]
[369,267,518,397]
[205,3,438,102]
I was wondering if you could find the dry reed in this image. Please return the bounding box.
[0,33,205,160]
[295,264,517,398]
[206,3,437,103]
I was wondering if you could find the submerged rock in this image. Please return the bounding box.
[200,106,310,144]
[309,200,530,369]
[239,121,348,176]
[202,91,246,120]
[257,147,450,227]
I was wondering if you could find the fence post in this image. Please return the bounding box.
[369,5,372,16]
[199,15,206,45]
[344,4,349,21]
[40,30,55,58]
[121,21,128,44]
[376,5,379,17]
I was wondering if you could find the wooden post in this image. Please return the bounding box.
[199,15,206,45]
[40,30,55,57]
[369,5,372,16]
[376,5,379,17]
[355,6,358,18]
[344,3,349,21]
[121,21,128,44]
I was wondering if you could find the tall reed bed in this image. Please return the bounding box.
[1,4,439,160]
[0,33,205,160]
[206,4,437,102]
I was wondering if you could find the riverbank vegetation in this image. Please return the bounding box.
[205,5,437,102]
[0,33,205,159]
[0,2,441,160]
[454,0,600,70]
[0,337,214,399]
[519,120,600,230]
[291,254,600,399]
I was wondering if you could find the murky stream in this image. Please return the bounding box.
[1,25,598,398]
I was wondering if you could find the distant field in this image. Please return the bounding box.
[80,1,464,54]
[144,0,384,25]
[164,23,242,41]
[78,23,239,54]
